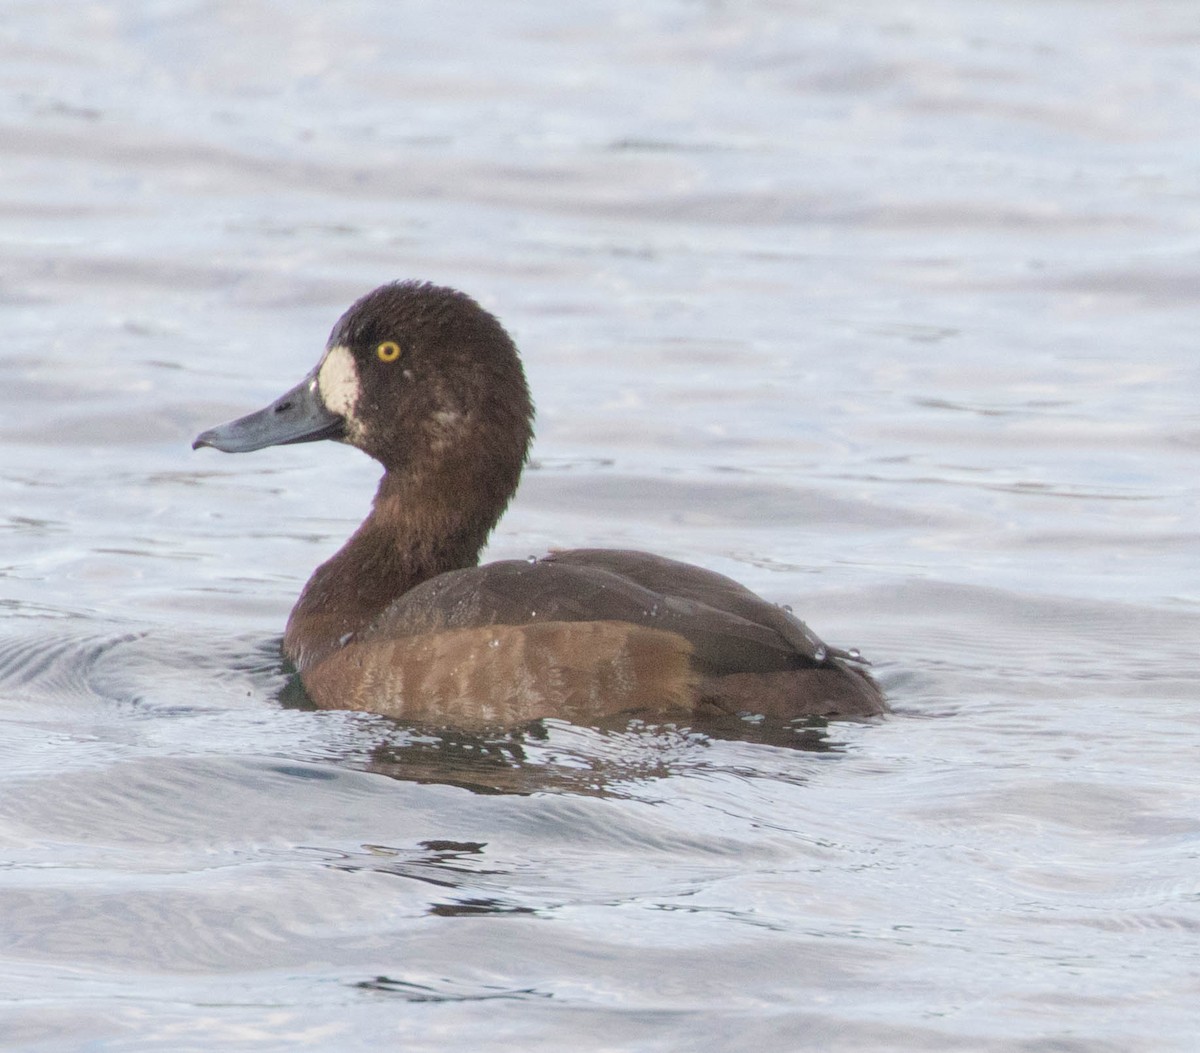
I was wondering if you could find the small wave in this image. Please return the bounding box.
[0,624,289,713]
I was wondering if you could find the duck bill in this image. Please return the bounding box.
[192,371,345,453]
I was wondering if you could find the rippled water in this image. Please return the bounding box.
[1,1,1198,1050]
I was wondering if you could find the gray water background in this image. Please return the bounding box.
[0,1,1198,1049]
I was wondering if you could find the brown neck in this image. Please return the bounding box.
[282,469,497,671]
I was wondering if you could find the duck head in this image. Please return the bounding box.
[194,281,534,510]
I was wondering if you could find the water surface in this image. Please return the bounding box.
[1,1,1198,1050]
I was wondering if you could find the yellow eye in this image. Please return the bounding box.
[376,341,402,363]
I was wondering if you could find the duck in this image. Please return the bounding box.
[193,281,884,728]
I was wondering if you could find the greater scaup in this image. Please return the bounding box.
[194,282,884,727]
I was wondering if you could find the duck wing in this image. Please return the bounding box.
[547,549,848,663]
[367,548,851,677]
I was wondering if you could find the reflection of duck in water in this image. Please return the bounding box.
[195,281,883,728]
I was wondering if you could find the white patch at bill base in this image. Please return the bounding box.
[317,345,361,419]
